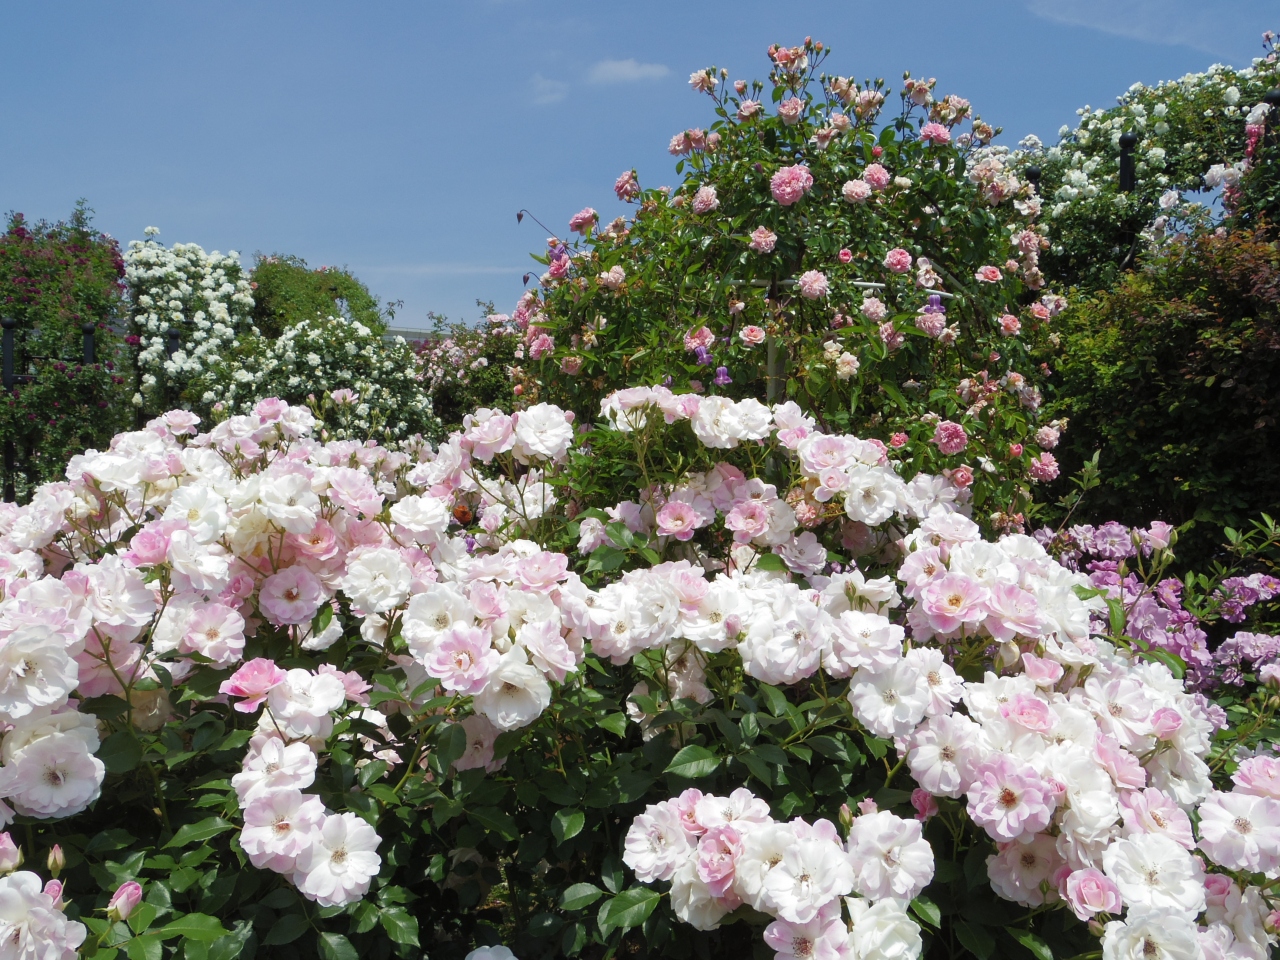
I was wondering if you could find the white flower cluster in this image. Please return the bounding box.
[125,231,254,403]
[200,316,438,442]
[625,786,928,959]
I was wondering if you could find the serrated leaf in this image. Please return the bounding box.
[910,896,941,929]
[597,887,660,933]
[664,744,721,779]
[552,808,586,844]
[560,882,604,911]
[163,819,233,850]
[157,913,227,941]
[1011,929,1054,960]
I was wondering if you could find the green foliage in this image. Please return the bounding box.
[249,255,393,339]
[1046,227,1280,559]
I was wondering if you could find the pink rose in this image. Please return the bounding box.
[656,501,701,542]
[568,207,598,234]
[770,164,814,205]
[1000,693,1055,734]
[749,227,778,253]
[920,122,951,145]
[692,185,719,214]
[911,788,939,821]
[695,825,743,898]
[776,98,805,125]
[1028,452,1059,482]
[966,754,1055,843]
[684,326,716,351]
[883,248,913,273]
[425,625,499,695]
[1150,707,1183,740]
[724,500,771,543]
[842,179,872,203]
[863,163,890,189]
[737,100,761,120]
[614,170,639,201]
[107,881,143,922]
[999,314,1022,336]
[259,566,325,626]
[930,420,968,455]
[739,325,766,346]
[219,658,287,712]
[1008,443,1024,458]
[889,432,908,448]
[797,270,829,299]
[974,265,1003,283]
[560,356,583,375]
[861,296,887,321]
[838,248,853,263]
[948,465,974,488]
[1020,653,1063,687]
[1062,868,1122,922]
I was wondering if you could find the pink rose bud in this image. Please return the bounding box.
[838,248,853,263]
[857,798,878,816]
[0,833,21,874]
[47,845,64,879]
[1151,707,1183,739]
[872,145,883,158]
[838,803,854,836]
[108,881,144,922]
[43,880,63,906]
[1265,910,1280,935]
[1009,443,1024,457]
[889,432,909,448]
[911,788,939,821]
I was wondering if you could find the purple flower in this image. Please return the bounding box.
[693,346,713,367]
[713,366,733,386]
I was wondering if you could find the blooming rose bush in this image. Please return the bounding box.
[513,40,1069,533]
[0,383,1275,960]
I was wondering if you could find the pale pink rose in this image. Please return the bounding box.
[842,179,872,203]
[949,465,974,488]
[1029,302,1051,320]
[749,227,778,253]
[107,881,143,921]
[692,186,720,214]
[1119,787,1195,849]
[656,501,701,541]
[260,566,325,626]
[1034,426,1060,449]
[327,466,384,518]
[1028,452,1059,482]
[684,326,716,351]
[317,664,372,705]
[734,80,747,95]
[672,787,707,836]
[863,163,891,189]
[695,825,743,897]
[1020,653,1063,687]
[770,164,814,206]
[911,788,939,821]
[219,658,287,712]
[425,625,499,695]
[1005,259,1021,273]
[797,270,829,299]
[1062,868,1122,921]
[999,314,1022,336]
[598,265,626,289]
[838,248,853,263]
[861,296,887,321]
[1094,735,1147,790]
[1000,693,1054,734]
[1150,707,1183,740]
[1233,756,1280,798]
[516,551,569,592]
[776,98,805,125]
[330,388,357,405]
[182,602,246,665]
[724,500,771,543]
[0,833,19,872]
[930,420,968,455]
[463,410,515,462]
[560,356,583,375]
[883,248,913,273]
[614,170,640,200]
[739,325,766,346]
[920,573,989,634]
[737,99,761,120]
[879,320,905,350]
[974,265,1003,283]
[528,333,555,360]
[966,754,1055,843]
[568,207,598,234]
[920,122,951,145]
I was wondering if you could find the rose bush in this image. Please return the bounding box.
[513,40,1069,533]
[0,381,1275,960]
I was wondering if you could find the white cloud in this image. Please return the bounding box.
[587,58,670,84]
[531,73,569,105]
[1025,0,1274,57]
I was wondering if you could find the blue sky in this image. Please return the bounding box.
[3,0,1275,329]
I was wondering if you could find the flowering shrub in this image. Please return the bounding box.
[517,40,1068,531]
[1008,33,1280,289]
[248,255,393,340]
[125,228,255,413]
[0,383,1276,960]
[200,315,442,443]
[417,306,521,431]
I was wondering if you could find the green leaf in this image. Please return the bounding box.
[431,722,467,772]
[664,744,721,779]
[163,819,233,850]
[910,896,941,929]
[125,935,162,960]
[597,887,661,934]
[379,907,420,947]
[469,807,519,841]
[560,882,604,912]
[552,808,586,844]
[157,913,228,941]
[753,551,787,571]
[262,914,310,945]
[598,713,628,737]
[956,922,996,960]
[757,684,789,717]
[127,902,158,935]
[317,932,359,960]
[1011,929,1054,960]
[98,731,144,774]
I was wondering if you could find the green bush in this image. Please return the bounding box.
[250,255,392,338]
[1045,226,1280,559]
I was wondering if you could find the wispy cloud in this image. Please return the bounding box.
[531,73,569,105]
[356,264,523,277]
[587,58,670,84]
[1025,0,1270,57]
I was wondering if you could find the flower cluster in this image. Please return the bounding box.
[125,229,255,409]
[625,787,927,960]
